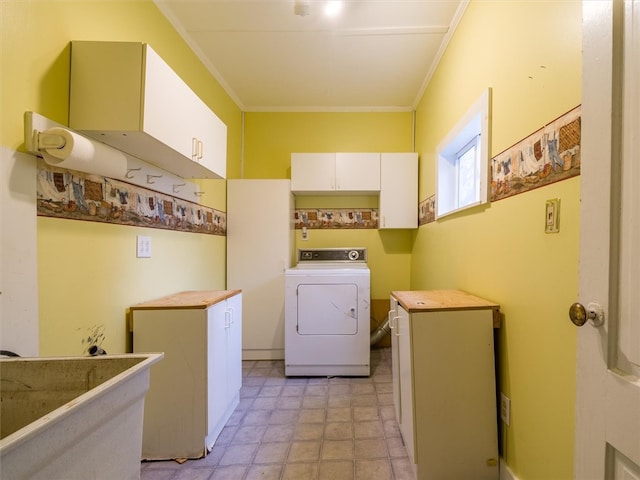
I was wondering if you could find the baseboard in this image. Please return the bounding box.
[242,349,284,361]
[500,458,518,480]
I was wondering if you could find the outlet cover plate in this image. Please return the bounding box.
[136,235,152,258]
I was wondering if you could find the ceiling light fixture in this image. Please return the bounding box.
[294,0,311,16]
[324,0,342,17]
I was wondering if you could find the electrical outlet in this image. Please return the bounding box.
[500,392,511,426]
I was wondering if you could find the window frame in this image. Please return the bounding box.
[435,88,491,219]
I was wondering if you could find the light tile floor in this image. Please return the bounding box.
[140,347,414,480]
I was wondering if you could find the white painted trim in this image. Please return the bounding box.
[1,146,39,357]
[500,457,518,480]
[413,0,471,108]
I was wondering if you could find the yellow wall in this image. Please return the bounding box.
[413,1,581,479]
[242,112,415,298]
[1,0,241,355]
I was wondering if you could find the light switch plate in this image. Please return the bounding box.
[136,235,152,258]
[545,199,560,233]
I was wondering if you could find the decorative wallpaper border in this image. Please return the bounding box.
[491,105,581,201]
[36,159,226,235]
[418,105,581,226]
[295,209,378,229]
[418,195,436,226]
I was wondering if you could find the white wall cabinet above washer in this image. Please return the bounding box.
[291,152,380,194]
[69,41,227,179]
[379,153,418,229]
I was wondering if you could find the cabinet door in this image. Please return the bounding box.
[143,44,195,161]
[336,153,380,192]
[380,153,418,229]
[187,90,227,179]
[226,294,243,396]
[200,109,227,179]
[389,297,402,425]
[397,306,416,466]
[207,301,229,437]
[291,153,336,192]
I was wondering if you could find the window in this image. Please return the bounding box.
[436,88,491,218]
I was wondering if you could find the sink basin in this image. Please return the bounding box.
[0,353,163,480]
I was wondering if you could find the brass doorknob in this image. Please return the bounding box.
[569,302,605,327]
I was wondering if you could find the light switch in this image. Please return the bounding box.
[545,199,560,233]
[137,235,152,258]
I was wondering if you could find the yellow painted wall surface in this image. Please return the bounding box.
[242,112,414,179]
[243,111,415,298]
[1,1,240,355]
[413,1,581,479]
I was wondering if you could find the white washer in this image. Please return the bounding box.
[285,248,370,377]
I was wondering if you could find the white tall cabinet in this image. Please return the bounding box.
[131,290,242,460]
[227,180,294,360]
[390,290,500,480]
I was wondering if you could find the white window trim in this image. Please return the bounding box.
[435,88,491,219]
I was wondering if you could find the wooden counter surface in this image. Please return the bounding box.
[391,289,501,327]
[130,290,242,310]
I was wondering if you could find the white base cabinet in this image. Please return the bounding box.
[131,290,242,460]
[390,290,500,480]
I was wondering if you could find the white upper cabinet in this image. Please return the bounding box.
[379,153,418,229]
[291,151,417,229]
[291,152,380,194]
[291,153,336,192]
[69,41,227,179]
[335,153,381,192]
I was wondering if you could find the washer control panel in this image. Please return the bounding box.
[298,248,367,263]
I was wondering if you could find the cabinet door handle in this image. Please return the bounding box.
[192,137,198,160]
[388,309,396,329]
[392,315,400,336]
[197,140,203,160]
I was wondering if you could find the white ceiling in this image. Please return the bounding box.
[154,0,468,112]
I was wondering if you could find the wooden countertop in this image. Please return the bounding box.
[391,289,501,327]
[130,290,242,310]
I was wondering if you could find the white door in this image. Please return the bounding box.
[575,1,640,477]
